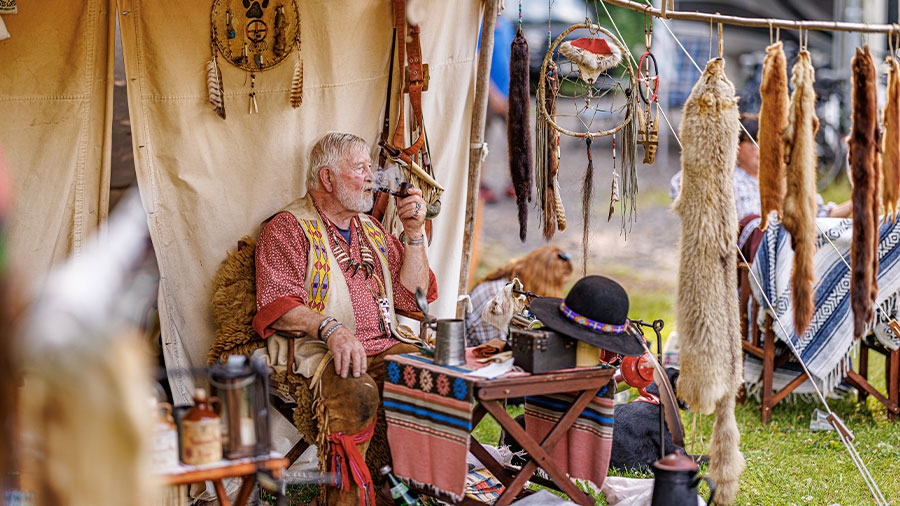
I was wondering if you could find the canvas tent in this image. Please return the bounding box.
[0,0,487,404]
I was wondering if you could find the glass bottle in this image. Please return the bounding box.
[380,466,424,506]
[180,387,223,465]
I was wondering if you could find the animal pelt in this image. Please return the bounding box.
[757,41,789,231]
[781,50,820,337]
[849,46,880,339]
[207,236,266,365]
[509,25,533,242]
[672,58,742,416]
[610,368,702,472]
[883,56,900,222]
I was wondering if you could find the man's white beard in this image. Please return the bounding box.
[336,181,374,213]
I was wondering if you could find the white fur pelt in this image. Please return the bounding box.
[781,50,820,337]
[673,58,745,506]
[672,58,742,414]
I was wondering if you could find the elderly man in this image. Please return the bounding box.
[252,132,438,506]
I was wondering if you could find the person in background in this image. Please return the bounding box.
[466,245,573,346]
[253,132,438,506]
[669,113,851,261]
[480,14,516,204]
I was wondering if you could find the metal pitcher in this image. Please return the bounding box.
[433,319,466,366]
[651,452,715,506]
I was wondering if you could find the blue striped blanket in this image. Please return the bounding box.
[750,218,900,392]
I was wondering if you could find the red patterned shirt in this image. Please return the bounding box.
[253,210,438,356]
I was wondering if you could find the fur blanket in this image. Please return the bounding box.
[672,58,745,505]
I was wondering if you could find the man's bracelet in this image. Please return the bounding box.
[317,316,337,340]
[321,322,344,344]
[406,234,425,246]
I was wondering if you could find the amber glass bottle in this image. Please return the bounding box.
[180,388,223,465]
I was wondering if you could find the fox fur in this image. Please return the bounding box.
[672,57,745,506]
[883,57,900,222]
[757,41,789,231]
[849,46,880,338]
[781,50,819,337]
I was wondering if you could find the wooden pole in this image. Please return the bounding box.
[604,0,900,34]
[456,0,499,318]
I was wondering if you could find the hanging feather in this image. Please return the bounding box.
[537,61,561,240]
[554,179,566,232]
[848,46,879,339]
[757,41,789,231]
[582,138,594,275]
[508,25,533,242]
[206,51,226,120]
[290,40,303,108]
[882,56,900,222]
[781,50,819,337]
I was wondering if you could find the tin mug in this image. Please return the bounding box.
[434,319,466,366]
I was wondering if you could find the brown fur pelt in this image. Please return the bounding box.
[472,244,574,297]
[208,236,266,364]
[508,25,533,241]
[781,50,819,337]
[672,57,741,415]
[848,46,879,339]
[883,56,900,222]
[757,41,789,231]
[672,58,744,505]
[538,61,562,240]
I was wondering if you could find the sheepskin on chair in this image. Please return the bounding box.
[672,57,745,505]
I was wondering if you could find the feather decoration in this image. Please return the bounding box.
[582,138,594,275]
[206,53,226,120]
[537,61,561,239]
[781,50,819,337]
[757,41,789,231]
[882,56,900,222]
[508,25,533,242]
[848,46,879,339]
[290,41,303,108]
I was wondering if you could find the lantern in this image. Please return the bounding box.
[208,353,271,459]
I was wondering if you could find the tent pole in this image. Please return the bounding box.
[456,0,499,319]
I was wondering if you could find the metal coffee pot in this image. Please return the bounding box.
[651,452,715,506]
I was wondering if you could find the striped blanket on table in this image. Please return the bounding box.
[750,218,900,393]
[383,353,476,502]
[524,382,615,489]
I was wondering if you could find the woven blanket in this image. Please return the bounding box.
[523,384,615,489]
[383,354,476,502]
[750,218,900,392]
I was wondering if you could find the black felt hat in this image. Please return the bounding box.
[529,275,645,356]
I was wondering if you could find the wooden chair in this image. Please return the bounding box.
[738,261,900,423]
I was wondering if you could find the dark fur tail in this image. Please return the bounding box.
[508,26,533,242]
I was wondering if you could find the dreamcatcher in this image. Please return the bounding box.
[208,0,302,119]
[536,21,637,271]
[637,19,660,165]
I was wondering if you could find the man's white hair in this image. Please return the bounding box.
[306,132,369,190]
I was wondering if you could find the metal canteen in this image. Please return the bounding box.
[650,452,715,506]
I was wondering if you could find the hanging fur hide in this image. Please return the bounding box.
[848,46,880,339]
[508,25,533,242]
[781,50,819,337]
[757,41,789,231]
[537,61,562,240]
[882,56,900,222]
[672,58,744,506]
